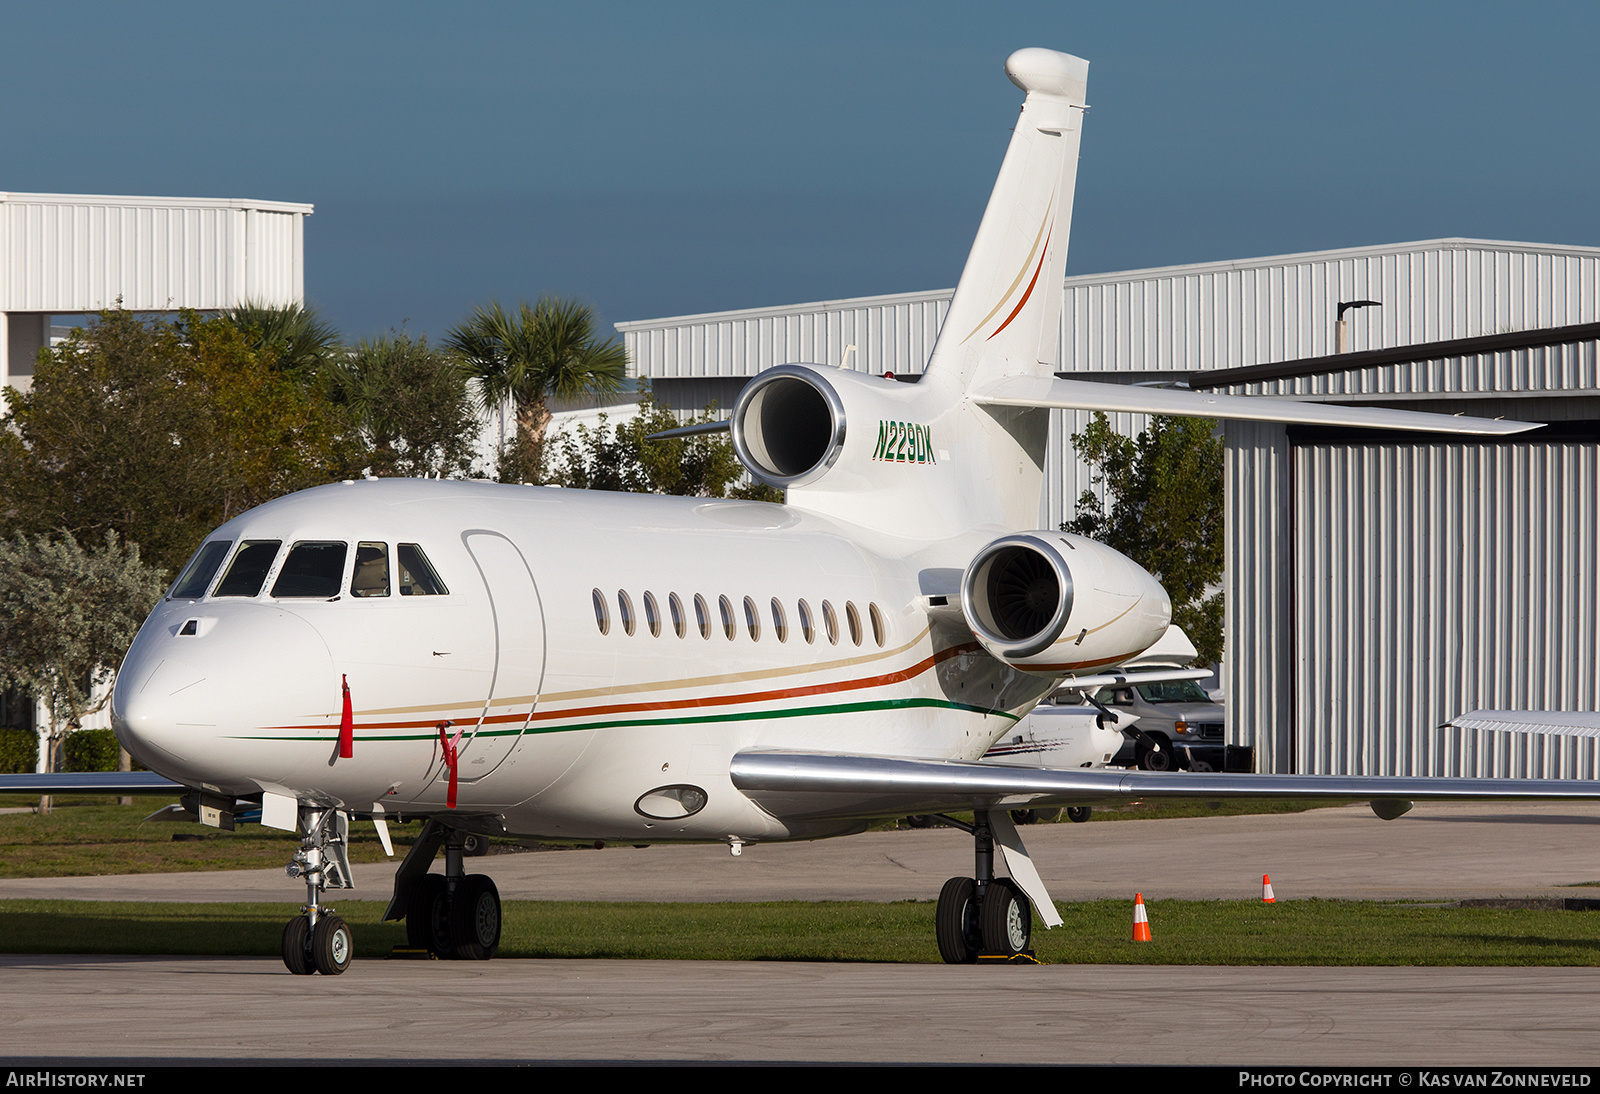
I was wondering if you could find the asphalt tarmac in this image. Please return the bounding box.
[4,801,1600,1065]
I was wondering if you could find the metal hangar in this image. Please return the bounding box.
[617,237,1600,777]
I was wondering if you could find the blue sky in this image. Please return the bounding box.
[5,1,1597,340]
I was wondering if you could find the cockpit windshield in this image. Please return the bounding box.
[169,540,232,599]
[271,541,349,598]
[214,541,283,597]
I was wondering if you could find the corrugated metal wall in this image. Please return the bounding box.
[1063,241,1600,376]
[0,194,310,312]
[621,290,950,381]
[1283,435,1600,779]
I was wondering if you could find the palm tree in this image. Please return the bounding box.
[445,297,627,482]
[222,302,341,380]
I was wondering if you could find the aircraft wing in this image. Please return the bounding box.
[970,375,1540,436]
[1446,710,1600,737]
[729,749,1600,823]
[0,772,184,794]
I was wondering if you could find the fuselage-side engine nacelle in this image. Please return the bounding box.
[731,364,850,489]
[961,531,1171,677]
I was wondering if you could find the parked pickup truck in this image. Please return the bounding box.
[1095,626,1225,771]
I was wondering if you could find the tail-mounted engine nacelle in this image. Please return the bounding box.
[731,364,848,489]
[960,531,1171,677]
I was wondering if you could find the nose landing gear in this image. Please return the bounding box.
[281,806,356,975]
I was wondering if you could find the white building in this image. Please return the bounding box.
[0,191,311,766]
[617,238,1600,777]
[0,191,311,403]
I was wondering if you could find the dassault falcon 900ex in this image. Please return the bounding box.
[15,48,1598,975]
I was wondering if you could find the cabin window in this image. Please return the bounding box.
[592,588,610,635]
[821,600,839,645]
[272,542,349,599]
[397,544,448,595]
[669,592,686,638]
[350,542,390,598]
[797,599,815,644]
[743,596,761,641]
[644,591,661,637]
[869,602,887,647]
[770,598,788,643]
[618,590,636,636]
[719,595,735,640]
[845,601,863,646]
[694,594,711,639]
[170,540,232,599]
[214,540,283,598]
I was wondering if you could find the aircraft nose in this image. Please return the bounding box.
[114,604,335,789]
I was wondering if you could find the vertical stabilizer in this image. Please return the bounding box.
[923,49,1088,398]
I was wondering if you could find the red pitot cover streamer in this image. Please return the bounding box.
[338,675,354,759]
[438,721,461,808]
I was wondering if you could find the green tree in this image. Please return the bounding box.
[222,302,342,381]
[544,395,783,501]
[0,532,165,800]
[544,396,734,496]
[1063,412,1224,664]
[445,298,627,483]
[325,333,481,479]
[0,309,365,576]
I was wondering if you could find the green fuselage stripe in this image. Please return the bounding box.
[234,695,1021,743]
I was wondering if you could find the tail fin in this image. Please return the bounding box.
[923,49,1088,398]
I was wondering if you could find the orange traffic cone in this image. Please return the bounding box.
[1132,893,1152,941]
[1261,874,1276,903]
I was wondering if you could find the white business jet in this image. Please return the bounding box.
[16,48,1595,975]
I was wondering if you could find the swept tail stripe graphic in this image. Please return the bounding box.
[264,641,984,734]
[986,226,1052,342]
[959,195,1056,344]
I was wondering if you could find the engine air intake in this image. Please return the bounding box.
[731,365,847,488]
[962,534,1074,660]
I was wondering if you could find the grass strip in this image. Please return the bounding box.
[0,796,1355,880]
[3,898,1599,965]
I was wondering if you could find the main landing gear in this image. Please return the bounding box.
[934,810,1034,963]
[388,820,502,961]
[282,806,356,975]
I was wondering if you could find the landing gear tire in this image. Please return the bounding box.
[281,914,313,975]
[406,873,451,957]
[1010,809,1038,825]
[979,878,1032,958]
[1137,738,1175,772]
[905,814,935,829]
[449,875,502,961]
[461,833,491,857]
[1066,806,1092,824]
[935,876,981,964]
[312,915,353,976]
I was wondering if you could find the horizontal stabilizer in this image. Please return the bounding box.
[1447,711,1600,737]
[0,771,184,794]
[972,375,1541,436]
[1056,667,1213,691]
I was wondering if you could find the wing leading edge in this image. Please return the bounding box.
[729,749,1600,824]
[0,772,184,795]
